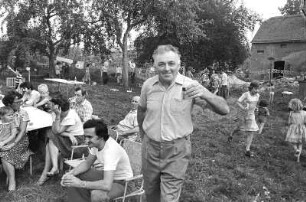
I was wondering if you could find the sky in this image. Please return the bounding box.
[241,0,287,41]
[0,1,288,42]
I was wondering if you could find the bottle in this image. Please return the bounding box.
[74,76,77,82]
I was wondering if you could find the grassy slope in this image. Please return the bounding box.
[1,80,306,201]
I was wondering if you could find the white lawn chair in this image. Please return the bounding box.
[113,139,144,202]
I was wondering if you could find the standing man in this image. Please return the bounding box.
[220,69,229,99]
[137,44,230,202]
[102,59,110,85]
[61,119,133,202]
[69,87,93,123]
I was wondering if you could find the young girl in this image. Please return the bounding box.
[0,106,17,150]
[0,106,18,191]
[228,81,260,157]
[267,82,275,105]
[285,98,306,162]
[257,100,270,134]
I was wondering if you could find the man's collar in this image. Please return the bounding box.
[152,73,185,86]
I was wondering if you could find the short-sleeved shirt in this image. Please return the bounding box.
[23,90,41,106]
[116,67,122,74]
[72,99,93,123]
[221,72,228,86]
[238,91,260,117]
[89,137,133,180]
[60,109,84,136]
[117,109,138,131]
[14,109,30,128]
[139,74,195,141]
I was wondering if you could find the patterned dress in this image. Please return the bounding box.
[285,111,306,143]
[0,109,32,169]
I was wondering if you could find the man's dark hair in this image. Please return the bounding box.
[50,94,70,112]
[83,119,109,141]
[2,91,23,106]
[20,82,34,90]
[75,87,87,96]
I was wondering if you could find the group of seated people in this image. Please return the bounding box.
[0,81,140,200]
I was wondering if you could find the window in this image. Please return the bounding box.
[257,50,264,54]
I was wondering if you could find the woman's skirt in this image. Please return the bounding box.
[0,135,33,169]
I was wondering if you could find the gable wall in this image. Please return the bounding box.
[249,42,306,80]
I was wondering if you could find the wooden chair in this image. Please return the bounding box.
[113,139,144,202]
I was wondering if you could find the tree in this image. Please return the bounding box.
[0,0,87,77]
[135,0,260,71]
[279,0,302,15]
[84,0,158,88]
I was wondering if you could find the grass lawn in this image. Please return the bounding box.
[1,79,306,202]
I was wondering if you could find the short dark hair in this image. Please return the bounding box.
[259,100,268,107]
[75,87,87,96]
[2,91,23,106]
[50,94,70,112]
[20,82,34,90]
[248,81,260,91]
[83,119,109,141]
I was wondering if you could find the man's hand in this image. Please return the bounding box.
[184,82,210,100]
[61,173,82,187]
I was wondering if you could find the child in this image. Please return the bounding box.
[0,106,17,150]
[257,100,270,134]
[228,81,260,157]
[285,98,306,162]
[267,82,275,105]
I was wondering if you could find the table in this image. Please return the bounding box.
[44,78,85,96]
[22,106,53,131]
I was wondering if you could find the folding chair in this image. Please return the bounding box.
[113,139,144,202]
[63,145,89,171]
[109,126,119,141]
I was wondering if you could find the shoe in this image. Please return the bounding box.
[227,136,233,143]
[37,175,50,186]
[245,151,254,158]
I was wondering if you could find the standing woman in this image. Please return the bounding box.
[0,91,32,191]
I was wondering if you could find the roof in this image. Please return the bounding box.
[252,15,306,44]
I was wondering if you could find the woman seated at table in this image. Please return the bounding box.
[37,94,85,185]
[0,91,32,191]
[34,84,51,112]
[20,82,41,107]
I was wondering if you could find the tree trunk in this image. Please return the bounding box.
[49,53,55,78]
[122,39,129,89]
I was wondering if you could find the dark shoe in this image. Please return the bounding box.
[227,136,233,143]
[245,151,254,157]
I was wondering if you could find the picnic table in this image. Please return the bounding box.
[22,106,53,131]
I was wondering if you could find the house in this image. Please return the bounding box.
[249,0,306,80]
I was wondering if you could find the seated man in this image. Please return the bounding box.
[111,96,140,141]
[20,81,41,107]
[61,119,133,202]
[69,87,93,123]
